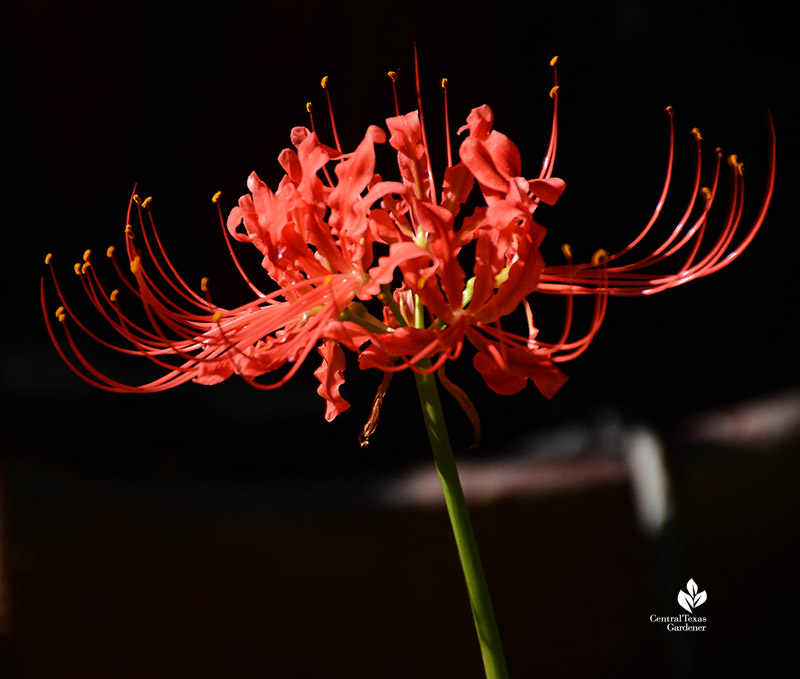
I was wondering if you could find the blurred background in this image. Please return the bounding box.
[2,0,798,677]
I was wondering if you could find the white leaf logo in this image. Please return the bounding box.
[677,590,694,613]
[678,578,707,612]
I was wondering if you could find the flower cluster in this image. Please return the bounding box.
[42,58,775,425]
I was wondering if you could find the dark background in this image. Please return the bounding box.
[2,1,798,677]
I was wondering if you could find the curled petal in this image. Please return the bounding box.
[358,325,441,372]
[321,319,374,354]
[314,339,350,421]
[472,351,527,395]
[458,105,523,201]
[193,358,235,385]
[361,241,434,299]
[278,148,303,185]
[440,161,475,215]
[329,125,387,243]
[468,329,568,399]
[386,111,431,200]
[295,131,339,207]
[291,126,310,147]
[529,177,566,205]
[458,105,494,139]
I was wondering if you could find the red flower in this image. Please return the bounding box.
[42,59,775,423]
[355,103,572,399]
[353,73,775,401]
[42,124,393,421]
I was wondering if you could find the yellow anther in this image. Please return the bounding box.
[133,194,141,204]
[55,306,65,318]
[73,262,82,275]
[550,55,559,67]
[715,147,724,157]
[212,190,222,203]
[125,224,134,239]
[418,276,427,289]
[106,245,115,258]
[737,161,744,176]
[700,187,712,200]
[665,105,674,116]
[306,101,313,113]
[323,274,334,285]
[110,289,119,302]
[83,249,91,262]
[591,249,609,266]
[57,312,66,323]
[45,253,53,265]
[320,75,329,89]
[130,256,141,274]
[691,127,703,141]
[81,262,91,274]
[549,85,559,99]
[561,243,573,260]
[212,311,222,323]
[441,77,448,89]
[727,154,739,168]
[387,71,398,82]
[141,196,152,208]
[201,276,209,293]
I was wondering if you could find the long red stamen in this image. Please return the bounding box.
[552,244,575,347]
[413,43,437,203]
[706,112,775,273]
[551,252,608,361]
[320,75,342,153]
[609,126,705,271]
[136,199,210,308]
[606,107,677,264]
[539,56,560,180]
[387,71,401,117]
[212,191,269,298]
[306,101,316,135]
[441,77,453,168]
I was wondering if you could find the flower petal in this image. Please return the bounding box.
[468,330,568,399]
[529,177,566,206]
[314,339,350,421]
[458,105,522,202]
[193,359,235,385]
[440,161,475,215]
[386,111,431,201]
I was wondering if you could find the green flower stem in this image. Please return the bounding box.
[414,364,509,679]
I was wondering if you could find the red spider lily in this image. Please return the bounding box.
[41,56,776,427]
[41,125,392,421]
[351,74,775,400]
